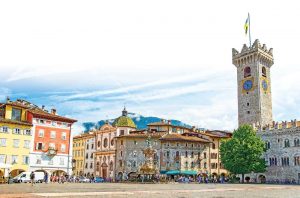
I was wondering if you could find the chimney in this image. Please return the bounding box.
[167,120,171,125]
[51,108,57,115]
[42,105,45,110]
[161,119,165,123]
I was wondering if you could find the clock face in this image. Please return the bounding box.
[243,80,253,91]
[262,80,268,91]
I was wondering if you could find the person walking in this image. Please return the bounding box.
[44,173,48,184]
[30,171,35,186]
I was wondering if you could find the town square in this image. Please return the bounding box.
[1,0,300,198]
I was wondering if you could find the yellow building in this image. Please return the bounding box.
[72,134,85,176]
[0,99,33,179]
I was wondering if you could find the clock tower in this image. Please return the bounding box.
[232,39,274,128]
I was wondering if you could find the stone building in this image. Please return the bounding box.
[159,133,210,177]
[115,120,231,180]
[94,108,136,180]
[115,130,165,180]
[233,39,300,183]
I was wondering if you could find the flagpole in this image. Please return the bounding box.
[248,13,252,47]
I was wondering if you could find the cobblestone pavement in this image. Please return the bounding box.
[1,183,300,198]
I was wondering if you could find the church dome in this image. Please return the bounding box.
[112,108,136,128]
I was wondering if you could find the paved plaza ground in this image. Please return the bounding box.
[0,183,300,198]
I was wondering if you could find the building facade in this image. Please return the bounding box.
[0,99,33,177]
[27,103,77,177]
[73,135,85,176]
[83,132,96,177]
[233,39,300,183]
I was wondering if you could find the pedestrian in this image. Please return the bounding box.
[44,173,48,184]
[30,171,35,186]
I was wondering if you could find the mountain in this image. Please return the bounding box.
[82,113,192,132]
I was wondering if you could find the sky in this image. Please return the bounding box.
[1,0,300,134]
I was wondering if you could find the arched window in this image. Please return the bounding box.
[111,139,114,146]
[212,143,216,149]
[185,161,188,168]
[97,141,101,148]
[281,157,290,166]
[204,162,207,169]
[294,138,300,147]
[244,67,251,78]
[284,139,290,148]
[176,151,180,157]
[103,138,108,148]
[191,152,194,158]
[85,153,88,159]
[262,67,267,77]
[265,141,271,150]
[191,162,194,168]
[96,162,100,171]
[185,151,188,158]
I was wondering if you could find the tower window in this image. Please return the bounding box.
[262,67,267,77]
[247,111,250,114]
[244,67,251,78]
[247,103,250,106]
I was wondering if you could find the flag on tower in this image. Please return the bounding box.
[244,14,250,35]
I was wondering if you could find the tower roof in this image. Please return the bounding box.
[112,108,136,128]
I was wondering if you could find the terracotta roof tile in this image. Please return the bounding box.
[0,117,33,126]
[160,133,211,143]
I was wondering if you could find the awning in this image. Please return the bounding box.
[180,170,197,175]
[166,170,180,175]
[160,170,168,174]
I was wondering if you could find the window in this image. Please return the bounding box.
[294,138,300,147]
[281,157,289,166]
[86,144,89,150]
[0,138,7,147]
[1,126,8,133]
[211,153,218,159]
[247,111,250,114]
[62,132,67,140]
[262,66,267,77]
[103,138,108,148]
[204,162,207,169]
[176,151,180,157]
[295,156,300,166]
[12,108,21,121]
[90,163,93,169]
[185,161,188,168]
[50,131,56,139]
[134,140,137,145]
[121,140,123,145]
[23,156,29,164]
[13,128,21,135]
[61,144,66,152]
[203,152,207,159]
[120,151,123,157]
[0,155,5,163]
[265,141,271,150]
[13,139,20,148]
[191,162,195,168]
[38,129,44,137]
[111,139,114,146]
[36,142,44,150]
[12,155,18,164]
[90,153,93,159]
[284,139,290,148]
[212,143,216,149]
[86,153,88,159]
[244,67,251,78]
[269,157,277,166]
[91,144,94,149]
[24,129,31,135]
[211,163,218,169]
[191,152,194,158]
[247,102,250,106]
[185,151,188,158]
[60,158,64,165]
[52,121,57,126]
[166,151,170,158]
[39,119,45,124]
[120,130,125,136]
[23,140,30,148]
[36,156,42,164]
[97,141,101,147]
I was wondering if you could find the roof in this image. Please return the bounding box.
[117,131,167,139]
[203,130,232,138]
[159,133,211,143]
[29,108,77,123]
[112,116,136,128]
[4,99,77,123]
[147,121,191,130]
[0,117,33,126]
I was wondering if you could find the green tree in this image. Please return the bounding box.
[220,125,266,183]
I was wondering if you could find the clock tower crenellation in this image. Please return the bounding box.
[232,39,274,128]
